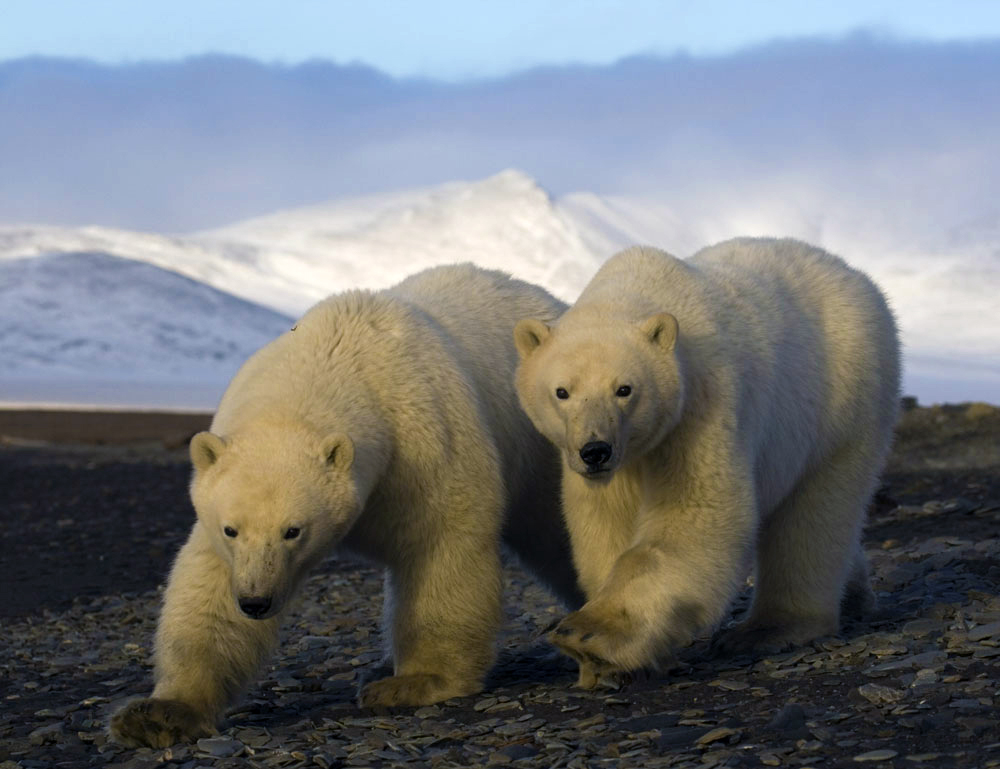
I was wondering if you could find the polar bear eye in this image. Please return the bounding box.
[223,526,238,538]
[555,387,569,400]
[616,385,632,397]
[283,527,301,540]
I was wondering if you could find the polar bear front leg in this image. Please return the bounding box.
[549,542,715,682]
[358,533,504,708]
[550,491,755,685]
[111,523,280,747]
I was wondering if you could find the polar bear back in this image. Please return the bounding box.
[688,237,900,433]
[216,265,561,424]
[388,263,568,469]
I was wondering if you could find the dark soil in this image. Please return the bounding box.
[1,402,999,768]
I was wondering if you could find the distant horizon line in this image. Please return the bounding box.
[4,29,1000,84]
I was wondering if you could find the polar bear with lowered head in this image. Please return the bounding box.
[111,264,583,748]
[513,238,900,687]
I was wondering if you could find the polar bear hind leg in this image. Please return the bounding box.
[716,441,880,654]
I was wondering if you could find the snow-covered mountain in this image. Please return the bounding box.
[0,171,614,407]
[1,170,997,408]
[0,251,293,408]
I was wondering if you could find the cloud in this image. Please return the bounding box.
[0,37,998,235]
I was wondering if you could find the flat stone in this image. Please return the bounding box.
[654,726,710,747]
[903,618,943,637]
[871,650,947,673]
[869,642,908,656]
[969,620,1000,641]
[696,726,741,745]
[858,683,905,704]
[501,744,539,760]
[573,713,606,728]
[196,737,244,757]
[949,698,986,710]
[28,722,63,746]
[911,669,938,687]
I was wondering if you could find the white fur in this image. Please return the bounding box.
[111,264,582,747]
[514,238,900,685]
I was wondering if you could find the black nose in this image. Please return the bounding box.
[239,596,272,618]
[579,441,612,468]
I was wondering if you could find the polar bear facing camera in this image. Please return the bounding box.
[111,264,582,748]
[514,238,900,687]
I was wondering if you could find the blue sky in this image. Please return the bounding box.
[3,0,1000,79]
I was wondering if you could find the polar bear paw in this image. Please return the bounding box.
[358,673,477,709]
[711,624,794,658]
[548,607,635,688]
[110,697,216,748]
[712,616,838,658]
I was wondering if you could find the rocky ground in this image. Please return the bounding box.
[1,401,999,769]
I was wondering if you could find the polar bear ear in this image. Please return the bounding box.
[513,318,552,359]
[190,431,226,472]
[640,312,679,351]
[320,433,355,472]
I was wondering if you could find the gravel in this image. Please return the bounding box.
[2,402,1000,768]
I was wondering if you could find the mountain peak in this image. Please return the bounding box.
[480,168,548,194]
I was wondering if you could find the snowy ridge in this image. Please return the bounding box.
[1,170,998,407]
[198,170,604,311]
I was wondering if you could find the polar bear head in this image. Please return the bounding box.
[188,423,361,620]
[514,312,685,479]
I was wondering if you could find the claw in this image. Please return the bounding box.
[535,617,563,638]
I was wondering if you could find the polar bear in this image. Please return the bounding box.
[111,264,583,748]
[513,238,900,687]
